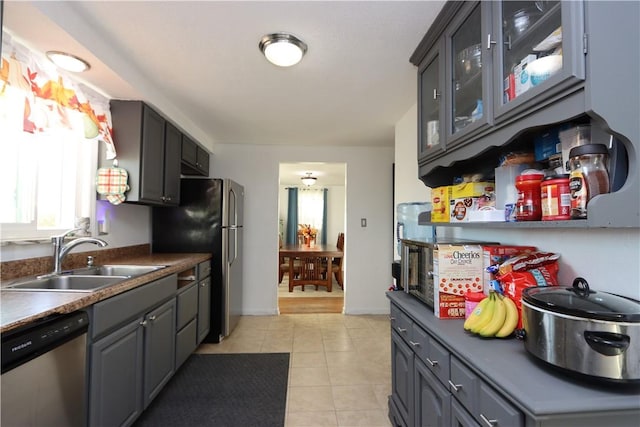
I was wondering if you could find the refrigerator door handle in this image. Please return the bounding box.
[228,228,237,266]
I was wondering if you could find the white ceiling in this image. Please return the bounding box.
[2,0,445,184]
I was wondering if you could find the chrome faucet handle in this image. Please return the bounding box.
[87,256,95,267]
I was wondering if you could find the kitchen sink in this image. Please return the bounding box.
[65,265,167,277]
[2,275,129,292]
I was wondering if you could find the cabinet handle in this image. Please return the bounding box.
[201,282,207,287]
[487,34,497,50]
[426,357,438,366]
[504,34,512,50]
[447,380,462,392]
[148,315,157,322]
[432,89,440,100]
[479,414,497,426]
[409,340,421,347]
[389,316,396,321]
[396,327,407,333]
[161,196,166,202]
[140,320,147,326]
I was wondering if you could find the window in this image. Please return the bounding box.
[0,87,97,242]
[298,188,325,238]
[1,32,114,243]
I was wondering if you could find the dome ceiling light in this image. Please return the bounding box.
[301,172,317,186]
[259,32,307,67]
[45,51,91,72]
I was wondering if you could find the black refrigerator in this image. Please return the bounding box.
[152,178,243,343]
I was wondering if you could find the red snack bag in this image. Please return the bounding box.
[497,251,560,275]
[498,262,560,328]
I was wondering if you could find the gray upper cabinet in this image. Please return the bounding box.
[412,0,639,228]
[108,100,180,206]
[417,41,444,161]
[445,1,492,145]
[491,1,585,122]
[163,122,182,204]
[181,135,210,176]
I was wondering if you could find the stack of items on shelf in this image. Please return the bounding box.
[428,120,624,223]
[431,243,560,335]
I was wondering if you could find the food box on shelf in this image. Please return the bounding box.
[450,195,495,222]
[481,245,537,294]
[450,181,494,199]
[534,128,562,161]
[514,54,537,97]
[431,186,452,222]
[433,244,485,319]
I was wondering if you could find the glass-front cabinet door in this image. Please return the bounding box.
[446,2,491,144]
[418,42,444,161]
[492,0,585,120]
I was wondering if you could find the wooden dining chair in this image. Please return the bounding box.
[289,255,331,292]
[278,234,287,283]
[331,232,344,289]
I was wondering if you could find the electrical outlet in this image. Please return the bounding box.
[361,218,367,227]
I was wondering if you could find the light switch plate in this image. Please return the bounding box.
[361,218,367,227]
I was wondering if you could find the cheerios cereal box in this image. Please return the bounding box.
[433,244,484,319]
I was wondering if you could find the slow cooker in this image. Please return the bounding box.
[520,278,640,383]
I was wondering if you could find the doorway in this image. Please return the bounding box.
[277,162,346,314]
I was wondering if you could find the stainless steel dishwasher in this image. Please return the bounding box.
[1,311,89,427]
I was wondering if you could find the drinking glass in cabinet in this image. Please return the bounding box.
[452,3,483,135]
[501,1,563,104]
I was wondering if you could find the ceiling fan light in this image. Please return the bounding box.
[301,173,317,186]
[259,33,307,67]
[45,51,91,72]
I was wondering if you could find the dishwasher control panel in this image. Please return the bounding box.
[1,311,88,373]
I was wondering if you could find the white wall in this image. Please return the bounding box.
[211,144,394,315]
[1,201,151,262]
[394,104,640,301]
[393,103,432,258]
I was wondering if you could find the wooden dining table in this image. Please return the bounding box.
[279,244,343,291]
[279,243,342,258]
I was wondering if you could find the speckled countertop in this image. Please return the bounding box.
[1,252,210,334]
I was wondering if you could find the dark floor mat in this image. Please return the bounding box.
[134,353,290,427]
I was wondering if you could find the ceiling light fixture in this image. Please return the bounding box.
[45,51,91,72]
[301,172,317,186]
[259,32,307,67]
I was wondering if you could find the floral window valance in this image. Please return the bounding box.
[1,31,116,159]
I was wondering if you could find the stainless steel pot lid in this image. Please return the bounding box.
[522,278,640,322]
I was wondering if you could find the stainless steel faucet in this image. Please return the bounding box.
[51,228,108,275]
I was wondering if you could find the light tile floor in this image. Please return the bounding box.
[196,314,393,427]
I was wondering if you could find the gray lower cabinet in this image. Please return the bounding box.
[89,317,144,427]
[451,399,479,427]
[388,292,640,427]
[87,274,177,427]
[391,304,458,427]
[142,299,176,408]
[391,331,413,426]
[197,276,211,343]
[415,358,451,427]
[391,300,522,427]
[197,260,212,343]
[175,281,198,369]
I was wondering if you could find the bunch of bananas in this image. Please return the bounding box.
[463,291,518,338]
